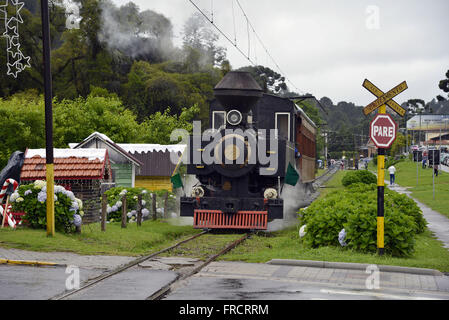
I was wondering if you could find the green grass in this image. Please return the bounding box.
[315,169,345,199]
[369,160,449,218]
[221,227,449,272]
[0,220,201,256]
[219,167,449,272]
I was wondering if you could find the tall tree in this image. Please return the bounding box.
[182,12,226,70]
[437,70,449,101]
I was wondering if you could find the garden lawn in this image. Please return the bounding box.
[0,220,201,256]
[369,160,449,218]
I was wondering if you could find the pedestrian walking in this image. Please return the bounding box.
[422,156,427,169]
[434,164,439,177]
[388,165,396,186]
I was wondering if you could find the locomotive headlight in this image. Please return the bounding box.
[191,186,205,198]
[264,188,278,199]
[227,109,243,126]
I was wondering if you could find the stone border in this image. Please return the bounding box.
[267,259,443,276]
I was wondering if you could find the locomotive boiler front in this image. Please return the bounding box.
[180,71,284,230]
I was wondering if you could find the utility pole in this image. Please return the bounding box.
[41,0,55,236]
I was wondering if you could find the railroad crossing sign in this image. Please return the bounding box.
[363,79,407,117]
[370,113,398,148]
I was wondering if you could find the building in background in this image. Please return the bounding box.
[71,132,142,188]
[117,144,186,192]
[407,115,449,147]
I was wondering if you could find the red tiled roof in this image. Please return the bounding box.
[21,150,109,180]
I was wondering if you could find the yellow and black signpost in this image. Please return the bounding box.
[41,0,55,236]
[363,79,407,255]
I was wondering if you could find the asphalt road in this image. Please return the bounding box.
[1,260,448,300]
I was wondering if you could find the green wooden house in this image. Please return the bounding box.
[71,132,142,188]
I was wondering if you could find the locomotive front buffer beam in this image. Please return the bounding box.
[180,196,283,230]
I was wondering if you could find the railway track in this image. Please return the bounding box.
[313,165,339,187]
[51,231,249,300]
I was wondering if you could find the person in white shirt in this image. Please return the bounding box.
[388,165,396,186]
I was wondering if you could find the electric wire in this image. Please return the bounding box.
[188,0,303,95]
[234,0,302,94]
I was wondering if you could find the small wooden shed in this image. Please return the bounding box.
[71,132,142,188]
[20,148,112,223]
[117,144,186,191]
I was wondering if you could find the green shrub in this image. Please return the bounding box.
[384,189,427,233]
[341,170,377,187]
[298,182,425,257]
[344,204,417,257]
[11,181,83,233]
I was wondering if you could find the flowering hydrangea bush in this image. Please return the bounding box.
[11,181,83,233]
[104,187,176,222]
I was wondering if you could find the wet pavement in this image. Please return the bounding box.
[165,261,449,300]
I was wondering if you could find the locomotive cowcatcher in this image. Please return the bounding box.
[180,71,317,230]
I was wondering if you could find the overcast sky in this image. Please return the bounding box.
[112,0,449,106]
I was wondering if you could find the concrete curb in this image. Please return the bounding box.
[0,258,63,267]
[266,259,444,276]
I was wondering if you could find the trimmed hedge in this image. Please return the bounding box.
[298,183,427,257]
[341,170,377,187]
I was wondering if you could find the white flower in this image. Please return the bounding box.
[338,228,347,247]
[111,205,118,212]
[119,189,128,196]
[141,200,146,206]
[70,201,79,212]
[142,208,150,217]
[127,212,133,218]
[115,201,122,208]
[16,197,24,203]
[37,191,46,203]
[141,190,148,194]
[76,198,83,210]
[34,180,46,190]
[9,192,20,202]
[66,191,76,201]
[73,214,82,227]
[24,189,32,196]
[299,225,307,238]
[54,185,65,194]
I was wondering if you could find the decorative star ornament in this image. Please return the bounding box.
[1,0,30,78]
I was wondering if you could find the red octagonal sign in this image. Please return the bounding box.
[370,114,397,148]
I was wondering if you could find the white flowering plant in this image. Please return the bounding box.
[104,187,176,222]
[11,181,83,233]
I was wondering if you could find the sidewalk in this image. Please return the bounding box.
[167,261,449,299]
[0,247,135,269]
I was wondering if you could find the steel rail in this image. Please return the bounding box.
[147,232,249,300]
[51,231,207,300]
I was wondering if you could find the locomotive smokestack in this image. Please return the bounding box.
[213,71,263,114]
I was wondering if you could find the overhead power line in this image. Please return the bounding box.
[187,0,304,95]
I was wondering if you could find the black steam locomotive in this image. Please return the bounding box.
[180,71,317,230]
